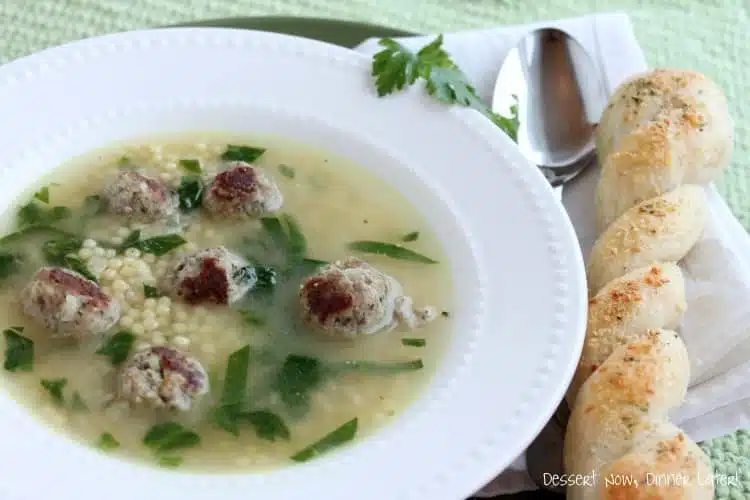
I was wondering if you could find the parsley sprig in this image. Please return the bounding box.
[372,35,519,140]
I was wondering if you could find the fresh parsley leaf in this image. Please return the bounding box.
[278,164,296,179]
[348,240,438,264]
[276,354,324,414]
[34,187,50,204]
[3,327,33,372]
[143,284,162,298]
[0,252,23,281]
[97,432,120,451]
[401,231,420,242]
[239,410,290,441]
[40,378,67,405]
[401,338,426,347]
[95,331,135,366]
[42,236,83,265]
[214,345,251,436]
[71,391,88,411]
[220,145,266,163]
[290,418,358,462]
[143,422,200,453]
[178,159,202,174]
[372,35,519,140]
[158,456,184,468]
[63,256,97,282]
[119,231,186,257]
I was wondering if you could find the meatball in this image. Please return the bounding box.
[21,267,121,338]
[118,346,209,411]
[202,162,283,218]
[104,170,179,222]
[299,257,405,338]
[164,246,255,305]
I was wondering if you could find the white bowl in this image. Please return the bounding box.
[0,28,586,500]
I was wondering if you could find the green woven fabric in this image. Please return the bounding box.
[0,0,749,496]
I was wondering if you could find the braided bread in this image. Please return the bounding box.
[563,69,734,500]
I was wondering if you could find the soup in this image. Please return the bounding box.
[0,134,454,471]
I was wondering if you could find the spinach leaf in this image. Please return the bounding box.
[3,327,33,372]
[178,159,202,174]
[290,418,358,462]
[401,338,426,347]
[276,354,324,413]
[239,410,290,441]
[329,359,424,374]
[97,432,120,451]
[42,236,83,265]
[82,195,105,217]
[283,214,307,259]
[239,309,265,327]
[143,422,200,453]
[253,265,277,292]
[214,345,251,436]
[278,164,295,179]
[177,176,203,211]
[95,331,135,366]
[40,378,67,405]
[143,285,162,298]
[220,145,266,163]
[63,256,97,282]
[0,252,23,280]
[348,240,438,264]
[17,201,71,229]
[119,231,186,257]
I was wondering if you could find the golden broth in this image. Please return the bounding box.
[0,133,454,471]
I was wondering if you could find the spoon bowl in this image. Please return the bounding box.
[492,28,607,170]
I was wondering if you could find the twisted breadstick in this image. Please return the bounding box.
[563,69,733,500]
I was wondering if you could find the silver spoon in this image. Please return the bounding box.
[488,27,606,494]
[491,27,607,200]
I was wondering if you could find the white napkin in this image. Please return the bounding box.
[356,11,750,496]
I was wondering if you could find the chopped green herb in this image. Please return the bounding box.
[214,345,251,436]
[41,378,67,405]
[97,432,120,451]
[240,410,290,441]
[276,354,324,413]
[143,422,200,453]
[95,331,135,366]
[63,256,97,282]
[119,231,186,257]
[17,201,71,229]
[178,159,203,174]
[143,284,162,299]
[331,359,424,374]
[348,240,438,264]
[278,164,296,179]
[253,265,277,292]
[0,252,22,280]
[3,327,33,372]
[372,35,519,140]
[34,187,50,204]
[42,236,83,265]
[401,231,420,242]
[290,418,358,462]
[71,391,88,411]
[158,456,184,468]
[220,145,266,163]
[239,309,265,327]
[401,338,426,347]
[177,175,204,212]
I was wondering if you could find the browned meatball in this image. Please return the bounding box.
[104,170,179,222]
[21,267,121,338]
[118,346,209,411]
[202,162,283,218]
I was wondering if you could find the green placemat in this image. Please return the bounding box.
[1,1,749,498]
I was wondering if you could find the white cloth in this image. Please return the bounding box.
[356,11,750,496]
